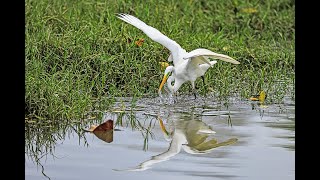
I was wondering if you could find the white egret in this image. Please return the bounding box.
[116,13,240,98]
[160,60,218,98]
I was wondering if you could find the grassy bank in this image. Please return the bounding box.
[25,0,295,120]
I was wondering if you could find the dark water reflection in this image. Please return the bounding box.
[25,96,295,180]
[114,113,238,171]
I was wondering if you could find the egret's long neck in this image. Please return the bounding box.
[166,76,175,94]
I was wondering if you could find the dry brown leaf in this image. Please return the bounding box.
[84,119,113,132]
[135,38,144,47]
[93,130,113,143]
[86,125,97,132]
[83,120,115,143]
[93,120,113,131]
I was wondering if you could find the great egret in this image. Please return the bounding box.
[160,60,218,98]
[116,13,240,98]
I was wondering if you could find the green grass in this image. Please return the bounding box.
[25,0,295,121]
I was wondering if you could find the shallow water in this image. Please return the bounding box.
[25,95,295,180]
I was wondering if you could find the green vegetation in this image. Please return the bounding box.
[25,0,295,121]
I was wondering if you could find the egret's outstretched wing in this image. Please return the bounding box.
[189,56,212,66]
[187,56,213,78]
[184,48,240,64]
[117,13,182,64]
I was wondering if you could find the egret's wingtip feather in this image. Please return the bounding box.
[231,59,240,64]
[116,14,125,20]
[116,13,125,17]
[117,14,134,25]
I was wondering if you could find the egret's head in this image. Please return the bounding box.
[158,66,174,94]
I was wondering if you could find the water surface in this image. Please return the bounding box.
[25,96,295,180]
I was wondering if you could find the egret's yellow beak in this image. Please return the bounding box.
[159,117,169,136]
[158,73,169,94]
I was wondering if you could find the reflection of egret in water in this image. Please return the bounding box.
[114,113,238,171]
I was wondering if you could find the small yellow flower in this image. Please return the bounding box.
[222,46,230,51]
[258,90,266,102]
[250,90,266,102]
[159,62,169,70]
[241,8,258,14]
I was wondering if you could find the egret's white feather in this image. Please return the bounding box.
[184,48,240,64]
[190,55,211,66]
[117,13,184,65]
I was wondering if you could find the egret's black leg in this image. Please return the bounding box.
[189,83,192,93]
[191,81,197,99]
[174,92,178,103]
[201,76,208,98]
[201,76,205,85]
